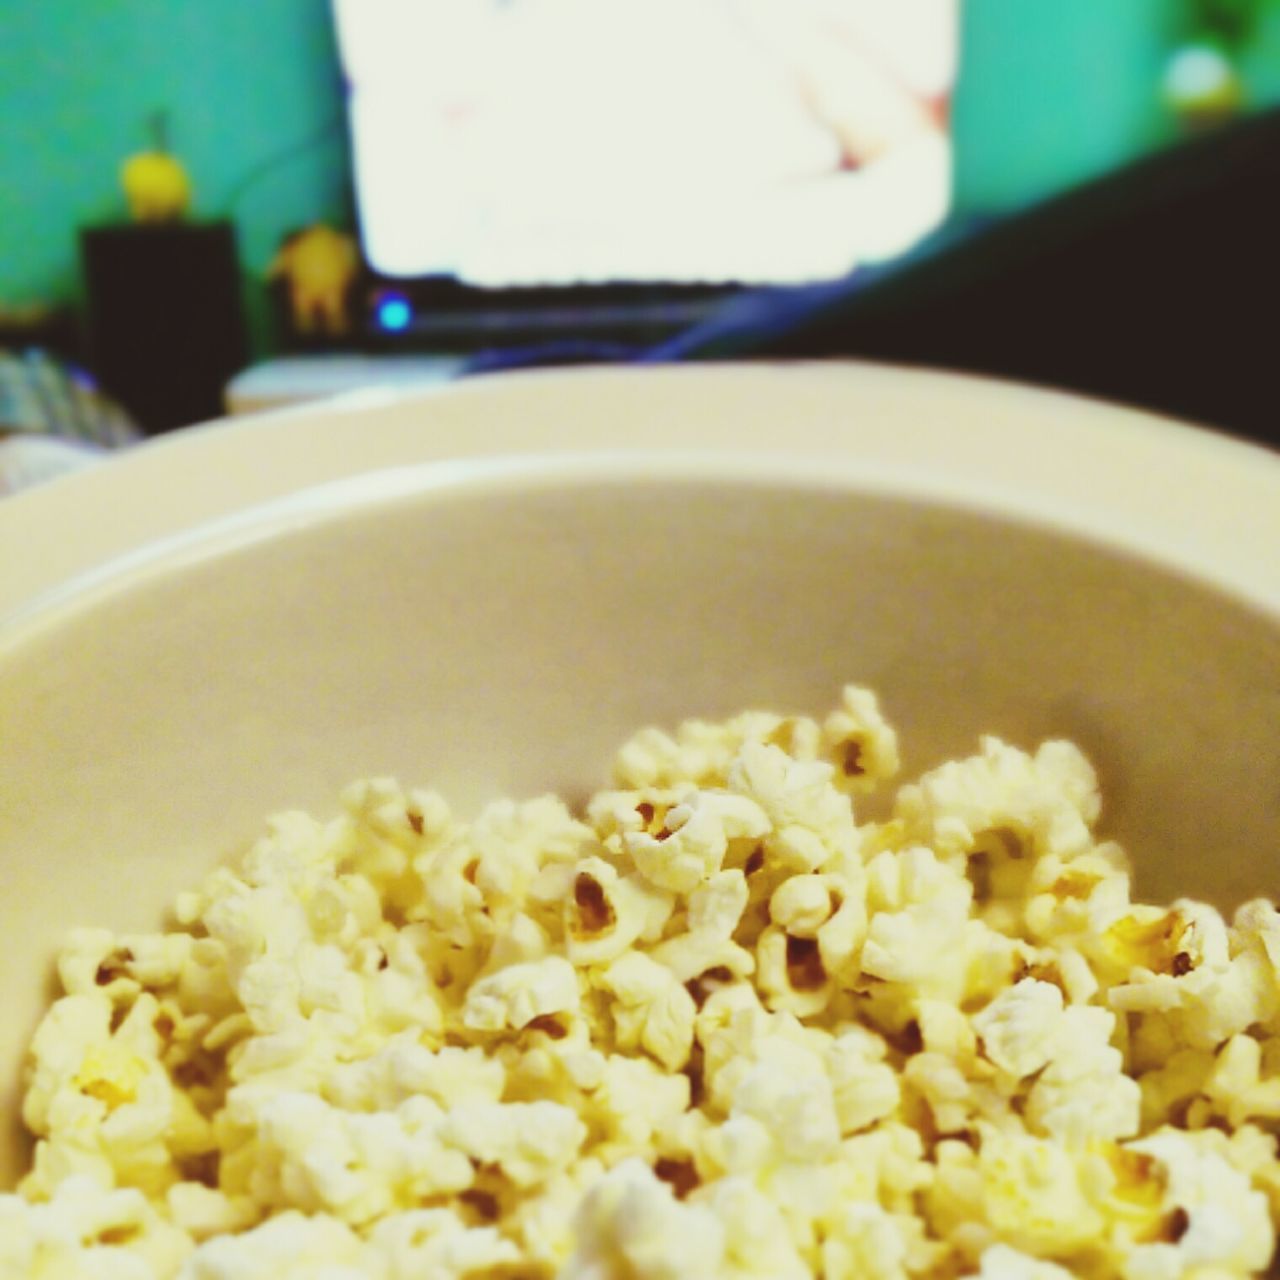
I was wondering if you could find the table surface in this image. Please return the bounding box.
[224,353,466,415]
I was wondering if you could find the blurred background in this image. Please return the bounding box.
[1,0,1278,474]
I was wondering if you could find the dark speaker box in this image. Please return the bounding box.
[81,222,248,434]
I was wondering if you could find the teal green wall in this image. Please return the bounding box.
[0,0,350,346]
[953,0,1181,211]
[1240,2,1280,100]
[1,1,1276,349]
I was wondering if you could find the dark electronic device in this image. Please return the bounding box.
[80,223,248,434]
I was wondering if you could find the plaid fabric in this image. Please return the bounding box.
[0,348,139,447]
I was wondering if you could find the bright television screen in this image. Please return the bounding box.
[334,0,958,288]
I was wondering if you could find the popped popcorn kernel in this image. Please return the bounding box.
[11,683,1280,1279]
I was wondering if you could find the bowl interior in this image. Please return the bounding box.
[3,459,1279,1185]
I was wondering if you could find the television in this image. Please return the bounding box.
[333,0,959,341]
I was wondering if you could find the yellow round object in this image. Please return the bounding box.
[121,151,192,223]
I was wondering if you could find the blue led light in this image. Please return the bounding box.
[376,295,412,332]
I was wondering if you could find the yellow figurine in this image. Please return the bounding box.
[120,111,192,223]
[269,225,360,336]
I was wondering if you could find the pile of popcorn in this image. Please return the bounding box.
[5,685,1280,1279]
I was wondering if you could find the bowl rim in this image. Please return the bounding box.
[4,443,1280,664]
[3,360,1279,626]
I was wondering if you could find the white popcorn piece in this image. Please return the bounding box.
[563,855,671,967]
[755,925,834,1019]
[1024,1005,1141,1145]
[437,1100,587,1188]
[1121,1129,1275,1278]
[721,1038,842,1165]
[648,871,756,984]
[769,874,839,938]
[699,1175,810,1278]
[507,1156,606,1272]
[562,1158,727,1280]
[323,1035,504,1113]
[612,709,823,792]
[21,993,179,1201]
[821,1201,913,1280]
[364,1208,523,1277]
[904,1051,977,1137]
[814,874,870,987]
[728,740,860,874]
[972,979,1064,1079]
[1023,850,1131,945]
[623,788,769,895]
[179,1210,363,1279]
[166,1181,257,1241]
[825,1030,901,1135]
[1,1175,192,1279]
[240,1090,475,1221]
[587,1055,691,1157]
[597,952,697,1071]
[820,684,902,796]
[1203,1034,1280,1127]
[461,955,580,1033]
[895,736,1099,866]
[970,1243,1076,1279]
[860,846,974,996]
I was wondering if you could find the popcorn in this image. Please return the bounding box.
[461,956,580,1033]
[1022,1005,1140,1145]
[562,1158,726,1279]
[1203,1034,1280,1127]
[972,979,1064,1079]
[970,1243,1076,1279]
[0,1175,192,1278]
[596,952,697,1071]
[22,993,179,1200]
[904,1051,979,1137]
[323,1036,504,1112]
[769,873,839,937]
[820,684,901,796]
[697,1175,810,1278]
[727,740,860,873]
[587,1055,691,1158]
[1121,1129,1274,1277]
[563,856,672,967]
[623,788,769,895]
[11,685,1280,1279]
[820,1200,916,1280]
[860,846,974,997]
[756,925,835,1018]
[230,1091,474,1223]
[436,1101,588,1188]
[977,1130,1104,1257]
[178,1211,364,1279]
[363,1208,523,1277]
[648,870,754,983]
[895,736,1099,867]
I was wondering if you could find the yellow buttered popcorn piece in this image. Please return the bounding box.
[978,1128,1109,1260]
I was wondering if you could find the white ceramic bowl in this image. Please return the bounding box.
[2,363,1279,1186]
